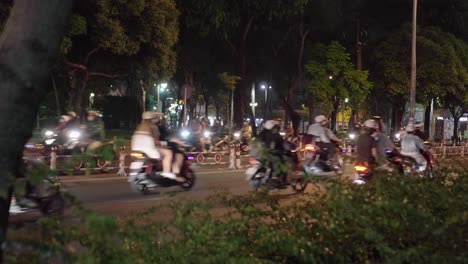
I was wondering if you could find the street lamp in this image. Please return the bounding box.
[261,84,271,119]
[155,82,167,112]
[89,92,95,108]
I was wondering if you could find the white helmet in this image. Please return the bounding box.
[60,115,71,122]
[263,120,280,130]
[142,111,163,120]
[363,119,377,129]
[314,115,327,123]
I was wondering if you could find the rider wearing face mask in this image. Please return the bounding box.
[356,119,378,165]
[307,115,342,163]
[131,111,176,180]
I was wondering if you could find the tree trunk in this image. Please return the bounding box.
[424,103,431,140]
[331,100,340,131]
[0,0,72,260]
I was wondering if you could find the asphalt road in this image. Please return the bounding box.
[9,162,355,224]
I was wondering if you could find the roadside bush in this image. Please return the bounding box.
[6,171,467,263]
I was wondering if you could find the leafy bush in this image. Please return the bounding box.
[6,171,467,263]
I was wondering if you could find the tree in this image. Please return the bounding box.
[370,25,468,134]
[63,0,179,116]
[0,0,72,260]
[305,41,372,130]
[179,0,309,126]
[218,72,241,134]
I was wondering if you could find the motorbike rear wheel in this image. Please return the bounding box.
[180,168,196,190]
[290,172,308,193]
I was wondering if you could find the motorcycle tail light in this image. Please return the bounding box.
[304,144,316,151]
[354,165,368,172]
[249,158,259,165]
[131,152,145,159]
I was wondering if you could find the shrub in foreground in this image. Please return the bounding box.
[6,172,467,263]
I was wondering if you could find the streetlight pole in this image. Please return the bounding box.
[157,83,168,112]
[409,0,418,125]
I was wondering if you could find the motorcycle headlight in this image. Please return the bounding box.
[69,131,81,139]
[203,131,211,138]
[181,130,190,139]
[395,133,400,139]
[349,133,356,140]
[233,132,240,139]
[279,132,286,137]
[45,139,56,145]
[45,130,54,137]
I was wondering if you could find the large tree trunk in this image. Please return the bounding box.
[424,103,431,140]
[331,100,340,131]
[0,0,71,260]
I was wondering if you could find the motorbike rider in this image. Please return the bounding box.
[356,119,378,165]
[413,121,428,141]
[400,123,428,172]
[55,111,81,145]
[85,111,104,141]
[241,121,252,145]
[370,117,395,160]
[307,115,342,164]
[131,111,177,180]
[255,120,289,182]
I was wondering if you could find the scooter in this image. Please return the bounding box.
[128,146,196,194]
[303,143,343,176]
[353,162,374,185]
[10,159,65,215]
[245,143,307,193]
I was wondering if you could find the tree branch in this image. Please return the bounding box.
[65,59,87,71]
[242,16,254,41]
[84,47,100,65]
[90,71,127,78]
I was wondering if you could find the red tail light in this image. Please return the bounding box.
[249,158,259,165]
[305,144,316,151]
[354,165,368,172]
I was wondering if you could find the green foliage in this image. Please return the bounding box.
[218,72,241,91]
[64,0,179,82]
[371,25,468,104]
[6,170,467,263]
[305,41,373,113]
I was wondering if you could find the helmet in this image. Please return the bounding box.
[60,115,71,122]
[314,115,327,123]
[406,123,414,132]
[263,120,280,130]
[87,111,98,117]
[414,121,423,128]
[363,119,377,129]
[67,111,77,118]
[142,111,163,120]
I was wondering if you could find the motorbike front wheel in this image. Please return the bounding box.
[39,193,65,216]
[249,171,267,191]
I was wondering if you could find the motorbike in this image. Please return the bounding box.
[128,144,196,194]
[303,142,343,176]
[41,128,115,171]
[353,162,374,185]
[10,159,65,215]
[232,131,249,152]
[386,143,436,178]
[245,143,307,192]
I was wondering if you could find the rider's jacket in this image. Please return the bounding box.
[401,134,426,153]
[307,123,330,143]
[131,121,161,159]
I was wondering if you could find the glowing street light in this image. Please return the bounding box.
[155,82,168,112]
